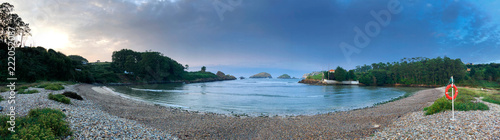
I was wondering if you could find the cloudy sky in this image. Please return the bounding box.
[6,0,500,77]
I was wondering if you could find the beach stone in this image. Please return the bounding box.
[0,84,176,140]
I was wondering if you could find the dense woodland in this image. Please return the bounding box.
[0,44,235,84]
[316,57,500,87]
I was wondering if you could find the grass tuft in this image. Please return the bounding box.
[0,108,72,139]
[48,93,71,104]
[424,88,489,115]
[482,93,500,105]
[17,89,40,94]
[39,83,65,90]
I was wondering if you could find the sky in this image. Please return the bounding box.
[5,0,500,78]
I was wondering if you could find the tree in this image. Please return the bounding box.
[138,52,170,81]
[68,55,88,65]
[334,66,347,81]
[201,66,206,72]
[184,64,189,70]
[0,2,31,45]
[110,49,186,82]
[348,70,356,81]
[359,73,373,86]
[111,49,140,73]
[485,65,497,81]
[371,70,387,86]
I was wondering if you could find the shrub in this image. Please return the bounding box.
[0,108,72,139]
[0,96,3,101]
[424,88,489,115]
[48,93,71,104]
[182,71,218,80]
[11,124,56,140]
[26,108,71,137]
[62,91,83,100]
[44,84,65,90]
[18,89,39,94]
[38,83,65,90]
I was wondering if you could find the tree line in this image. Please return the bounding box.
[0,3,235,84]
[353,57,499,86]
[110,49,186,82]
[312,57,499,87]
[0,45,232,84]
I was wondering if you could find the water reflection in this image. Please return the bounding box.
[110,79,425,116]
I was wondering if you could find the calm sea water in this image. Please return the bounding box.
[110,79,425,116]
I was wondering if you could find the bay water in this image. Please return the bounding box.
[110,79,425,116]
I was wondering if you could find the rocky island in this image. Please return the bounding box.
[250,72,272,78]
[277,74,291,79]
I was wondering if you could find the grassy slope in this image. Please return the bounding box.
[307,74,323,80]
[423,87,499,115]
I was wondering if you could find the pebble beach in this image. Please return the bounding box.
[1,84,499,139]
[369,97,500,139]
[0,85,175,139]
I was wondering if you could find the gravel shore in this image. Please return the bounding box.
[0,85,175,139]
[4,84,496,139]
[369,96,500,139]
[75,84,444,139]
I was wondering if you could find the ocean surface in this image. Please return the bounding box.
[109,79,425,116]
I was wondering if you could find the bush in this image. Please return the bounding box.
[182,72,218,80]
[18,89,39,94]
[48,93,71,104]
[11,124,56,140]
[44,84,65,90]
[0,96,3,102]
[424,88,489,115]
[62,91,83,100]
[38,83,65,90]
[0,108,72,139]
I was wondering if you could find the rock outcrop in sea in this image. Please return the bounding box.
[250,72,272,78]
[216,71,237,80]
[277,74,291,79]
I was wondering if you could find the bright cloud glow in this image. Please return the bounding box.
[35,30,69,49]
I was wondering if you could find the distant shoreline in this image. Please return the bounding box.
[98,78,237,86]
[298,79,442,88]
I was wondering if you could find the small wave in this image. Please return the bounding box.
[130,88,185,93]
[106,87,190,109]
[306,95,323,98]
[249,94,289,98]
[209,92,290,98]
[153,103,189,109]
